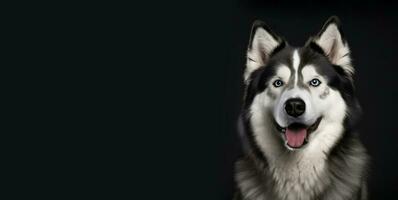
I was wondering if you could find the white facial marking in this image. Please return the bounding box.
[301,65,321,82]
[275,65,291,82]
[292,50,300,86]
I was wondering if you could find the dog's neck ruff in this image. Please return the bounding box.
[267,149,329,200]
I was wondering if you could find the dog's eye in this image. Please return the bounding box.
[309,78,321,87]
[273,79,284,87]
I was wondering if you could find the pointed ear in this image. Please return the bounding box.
[312,16,353,75]
[245,20,284,82]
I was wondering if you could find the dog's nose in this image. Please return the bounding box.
[285,98,305,117]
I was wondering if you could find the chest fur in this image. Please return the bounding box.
[236,152,330,200]
[269,154,329,200]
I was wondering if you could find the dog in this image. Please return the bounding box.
[234,16,369,200]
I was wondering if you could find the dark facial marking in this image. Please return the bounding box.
[243,66,274,109]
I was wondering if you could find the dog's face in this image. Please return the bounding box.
[244,17,358,153]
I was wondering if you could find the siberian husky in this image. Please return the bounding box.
[234,16,369,200]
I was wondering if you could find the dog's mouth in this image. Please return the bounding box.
[274,117,322,149]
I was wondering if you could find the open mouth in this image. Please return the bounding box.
[274,117,322,149]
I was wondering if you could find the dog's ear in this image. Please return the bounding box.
[311,16,353,76]
[245,20,284,82]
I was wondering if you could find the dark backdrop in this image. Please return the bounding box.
[112,0,398,199]
[218,1,398,199]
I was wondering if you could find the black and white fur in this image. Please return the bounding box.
[234,17,369,200]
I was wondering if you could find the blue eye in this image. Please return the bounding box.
[309,78,321,87]
[273,79,284,87]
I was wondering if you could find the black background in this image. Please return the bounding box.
[49,0,398,199]
[125,0,398,199]
[217,1,398,199]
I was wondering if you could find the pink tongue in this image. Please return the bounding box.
[285,128,307,148]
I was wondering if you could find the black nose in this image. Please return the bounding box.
[285,98,305,117]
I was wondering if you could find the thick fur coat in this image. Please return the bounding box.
[234,17,369,200]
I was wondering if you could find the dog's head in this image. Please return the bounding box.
[243,17,360,153]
